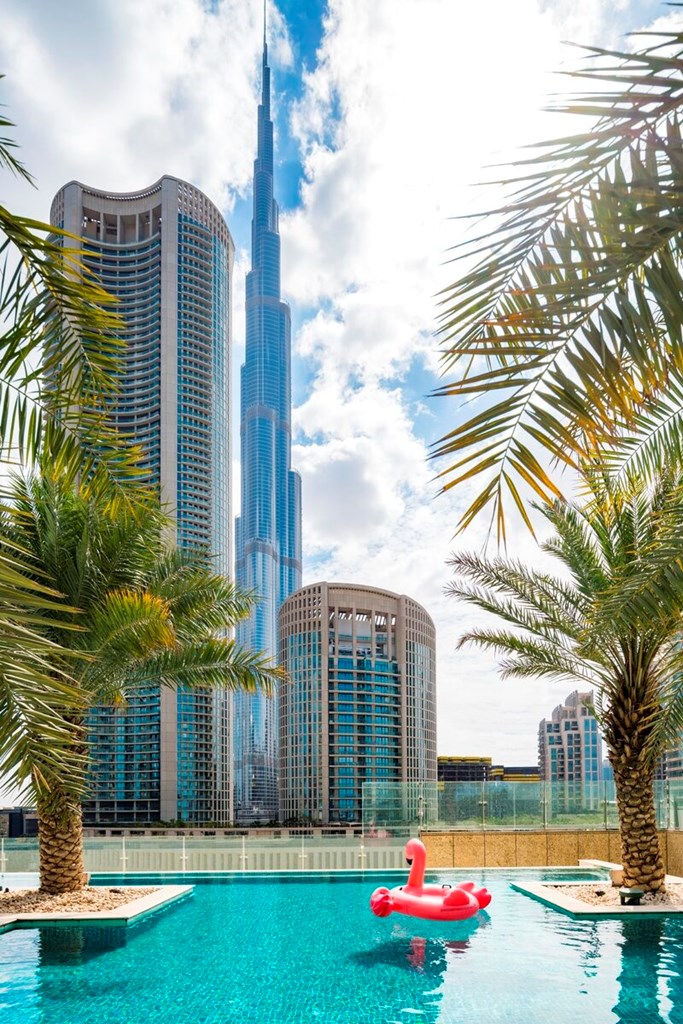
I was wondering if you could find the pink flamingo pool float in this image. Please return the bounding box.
[370,838,491,922]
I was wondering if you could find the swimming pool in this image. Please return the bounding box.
[1,868,681,1024]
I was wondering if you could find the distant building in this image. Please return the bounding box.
[0,806,37,838]
[538,690,601,807]
[437,756,492,782]
[489,765,540,783]
[664,746,683,779]
[51,176,234,825]
[278,582,437,824]
[437,757,539,783]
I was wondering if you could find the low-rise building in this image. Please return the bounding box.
[0,806,37,838]
[437,756,492,782]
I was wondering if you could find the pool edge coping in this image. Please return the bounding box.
[0,884,193,933]
[511,877,683,917]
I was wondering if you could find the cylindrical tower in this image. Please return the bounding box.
[278,582,437,825]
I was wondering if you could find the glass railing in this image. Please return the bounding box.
[362,779,674,831]
[3,778,683,876]
[0,831,411,875]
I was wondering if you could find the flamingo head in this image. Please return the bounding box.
[370,886,393,917]
[404,837,426,866]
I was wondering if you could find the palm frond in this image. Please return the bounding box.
[107,637,284,701]
[457,626,600,686]
[147,550,257,634]
[434,26,683,538]
[0,89,32,184]
[448,551,587,637]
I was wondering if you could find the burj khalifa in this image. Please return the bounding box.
[234,22,302,822]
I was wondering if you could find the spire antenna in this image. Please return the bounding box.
[263,0,267,50]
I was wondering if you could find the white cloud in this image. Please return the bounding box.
[284,0,668,763]
[0,0,291,217]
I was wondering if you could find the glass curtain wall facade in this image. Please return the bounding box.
[278,583,437,825]
[50,177,234,825]
[234,34,302,822]
[538,690,602,813]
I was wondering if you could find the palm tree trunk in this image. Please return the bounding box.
[36,786,87,894]
[612,761,665,892]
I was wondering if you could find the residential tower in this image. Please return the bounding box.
[50,176,234,824]
[278,582,437,824]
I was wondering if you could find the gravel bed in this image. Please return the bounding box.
[552,883,683,906]
[0,887,158,914]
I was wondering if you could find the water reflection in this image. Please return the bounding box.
[34,926,131,1010]
[350,913,489,1022]
[38,924,128,966]
[351,934,467,975]
[613,918,667,1023]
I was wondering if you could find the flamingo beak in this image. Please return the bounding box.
[405,856,413,866]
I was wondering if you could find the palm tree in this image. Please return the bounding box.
[433,24,683,540]
[448,470,683,892]
[0,89,148,800]
[0,468,283,894]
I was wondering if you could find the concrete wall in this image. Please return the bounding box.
[421,830,666,869]
[665,830,683,876]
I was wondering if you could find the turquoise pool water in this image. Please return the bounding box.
[1,869,682,1024]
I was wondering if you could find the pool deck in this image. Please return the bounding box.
[512,868,683,918]
[0,885,192,933]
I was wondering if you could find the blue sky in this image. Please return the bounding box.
[0,0,677,790]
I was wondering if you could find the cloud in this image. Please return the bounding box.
[284,0,667,763]
[0,0,291,217]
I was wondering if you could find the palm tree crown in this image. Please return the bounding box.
[0,469,283,892]
[448,470,683,890]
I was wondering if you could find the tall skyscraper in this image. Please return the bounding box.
[278,583,436,825]
[234,26,302,823]
[50,177,234,824]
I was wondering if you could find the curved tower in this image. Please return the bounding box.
[234,30,302,822]
[279,583,437,825]
[51,177,234,824]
